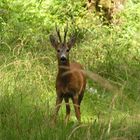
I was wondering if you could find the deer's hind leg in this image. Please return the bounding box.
[64,97,71,124]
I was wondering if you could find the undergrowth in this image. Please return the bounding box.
[0,0,140,140]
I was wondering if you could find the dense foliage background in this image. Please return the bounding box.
[0,0,140,140]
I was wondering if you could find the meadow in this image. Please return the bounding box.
[0,0,140,139]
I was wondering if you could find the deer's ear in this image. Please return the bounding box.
[67,35,76,49]
[50,35,58,49]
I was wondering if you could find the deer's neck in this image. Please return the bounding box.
[57,60,71,81]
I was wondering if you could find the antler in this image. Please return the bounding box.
[55,24,68,44]
[55,25,62,43]
[64,23,68,44]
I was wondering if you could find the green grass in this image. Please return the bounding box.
[0,0,140,139]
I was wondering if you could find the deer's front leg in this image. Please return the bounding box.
[53,96,63,123]
[72,95,81,122]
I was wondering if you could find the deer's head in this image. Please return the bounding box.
[50,25,76,64]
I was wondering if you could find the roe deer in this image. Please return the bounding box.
[50,25,86,123]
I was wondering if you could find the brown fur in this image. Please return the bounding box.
[56,62,86,98]
[50,27,86,123]
[54,61,86,123]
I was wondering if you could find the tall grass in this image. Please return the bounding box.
[0,0,140,139]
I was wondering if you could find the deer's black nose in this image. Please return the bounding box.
[60,55,67,62]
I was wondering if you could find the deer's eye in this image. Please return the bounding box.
[57,49,60,52]
[66,49,69,52]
